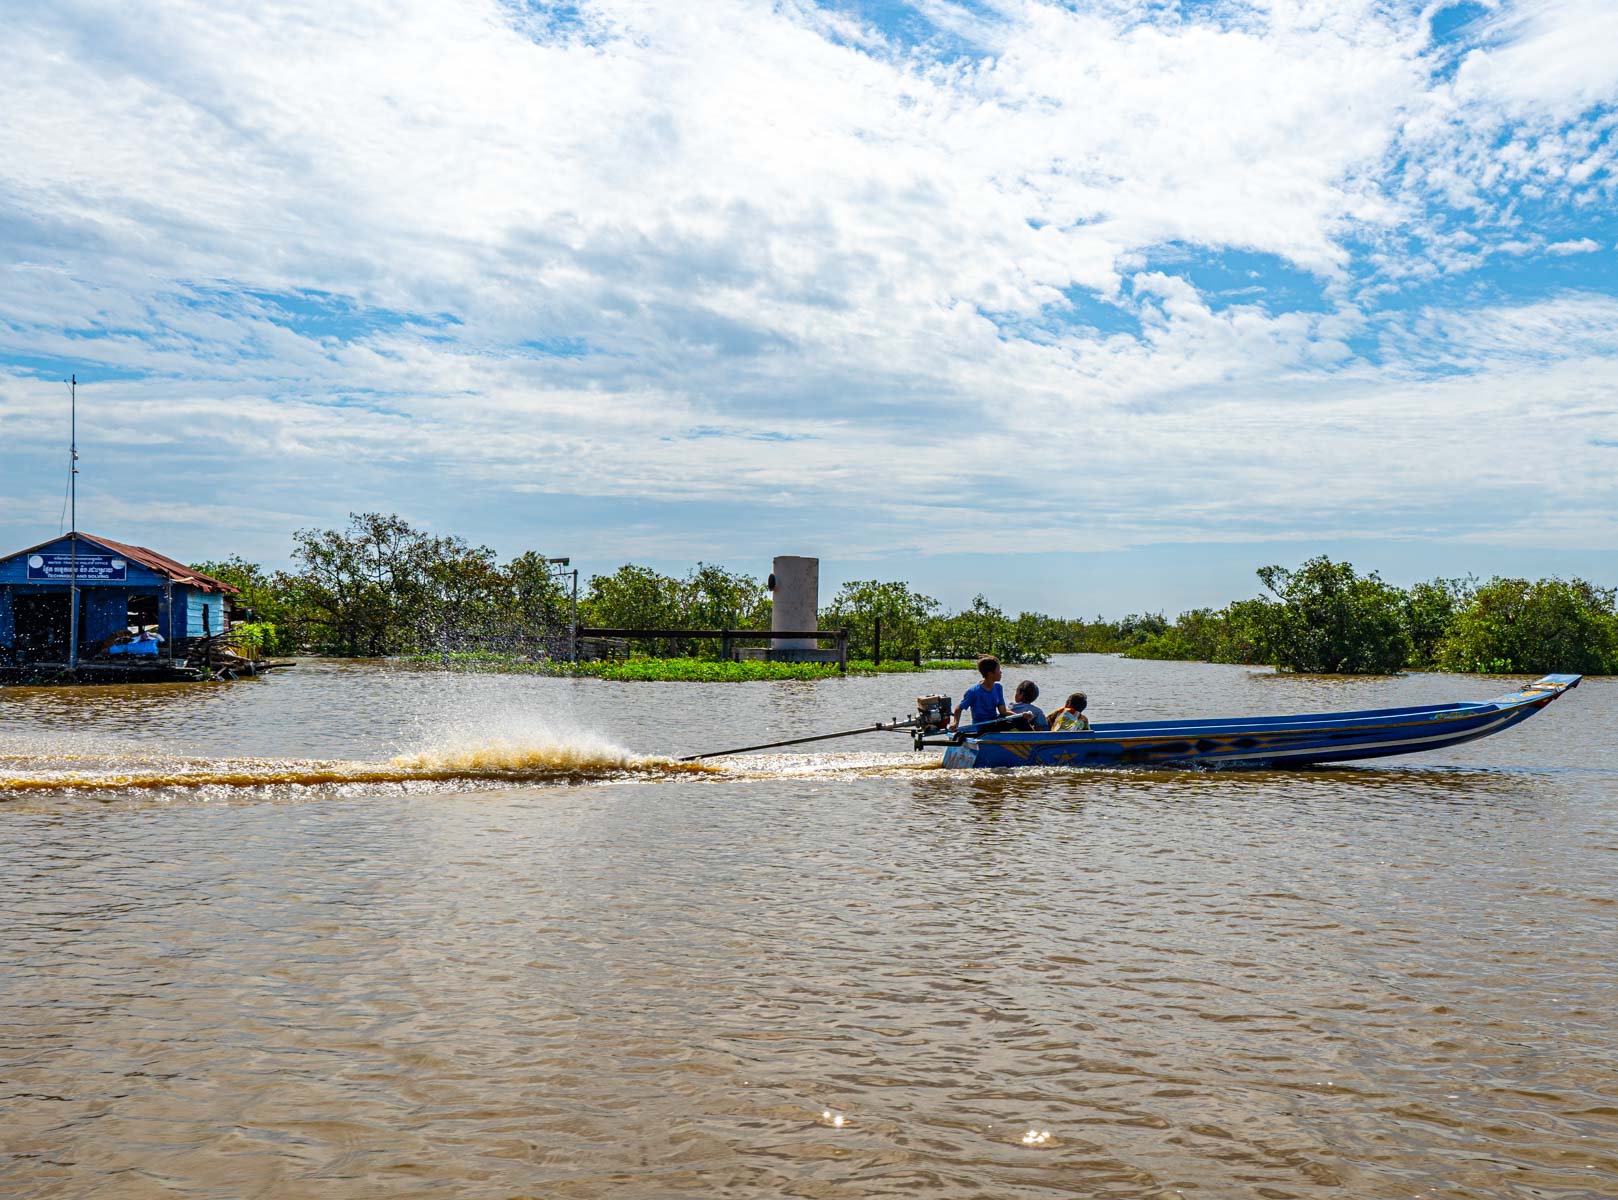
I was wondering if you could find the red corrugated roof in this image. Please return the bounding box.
[6,533,240,594]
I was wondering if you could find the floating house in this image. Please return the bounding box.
[0,533,237,669]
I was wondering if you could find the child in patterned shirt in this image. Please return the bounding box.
[1050,692,1090,732]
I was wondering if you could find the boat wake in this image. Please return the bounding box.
[0,735,721,803]
[389,733,710,778]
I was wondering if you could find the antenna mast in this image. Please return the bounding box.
[68,374,79,670]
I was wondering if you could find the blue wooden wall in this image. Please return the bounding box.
[186,591,225,639]
[85,590,128,648]
[0,536,226,657]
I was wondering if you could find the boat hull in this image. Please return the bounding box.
[938,675,1581,770]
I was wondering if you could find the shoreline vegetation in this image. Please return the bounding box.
[396,653,979,682]
[198,514,1617,680]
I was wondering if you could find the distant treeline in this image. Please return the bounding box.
[197,514,1616,675]
[1115,557,1618,676]
[814,562,1617,674]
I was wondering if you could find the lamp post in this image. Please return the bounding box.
[546,557,578,662]
[67,374,80,671]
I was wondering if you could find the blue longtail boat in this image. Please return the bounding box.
[920,674,1581,770]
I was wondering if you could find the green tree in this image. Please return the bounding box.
[822,580,940,659]
[1221,598,1269,664]
[1124,605,1264,664]
[1436,577,1618,674]
[1253,557,1410,673]
[923,595,999,660]
[1402,577,1472,668]
[682,563,770,636]
[289,512,464,655]
[1003,611,1056,664]
[1043,615,1145,654]
[189,555,277,619]
[582,564,688,654]
[1114,612,1170,649]
[414,536,510,654]
[189,555,303,653]
[505,551,573,652]
[919,595,1047,664]
[291,521,387,655]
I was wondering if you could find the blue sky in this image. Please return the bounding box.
[2,0,1616,616]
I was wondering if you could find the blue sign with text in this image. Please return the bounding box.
[25,552,128,582]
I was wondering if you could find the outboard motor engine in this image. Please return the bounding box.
[913,695,951,747]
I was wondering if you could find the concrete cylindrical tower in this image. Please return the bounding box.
[770,556,819,652]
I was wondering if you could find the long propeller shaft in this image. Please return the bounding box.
[680,719,913,761]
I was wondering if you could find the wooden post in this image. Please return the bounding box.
[873,617,881,666]
[837,630,847,674]
[568,568,578,664]
[721,632,732,661]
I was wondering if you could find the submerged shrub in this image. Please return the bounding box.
[1402,578,1471,668]
[1125,604,1266,665]
[1436,577,1618,675]
[1253,557,1410,674]
[225,621,296,656]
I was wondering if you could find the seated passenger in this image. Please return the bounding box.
[951,656,1033,731]
[1009,680,1048,730]
[1050,692,1090,732]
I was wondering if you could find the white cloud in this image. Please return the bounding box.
[0,0,1615,571]
[1451,0,1618,113]
[1399,0,1618,216]
[1546,237,1601,255]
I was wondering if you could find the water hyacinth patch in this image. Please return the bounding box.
[394,655,977,682]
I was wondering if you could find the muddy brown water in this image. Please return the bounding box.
[3,655,1616,1199]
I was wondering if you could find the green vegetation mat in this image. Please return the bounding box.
[397,654,976,681]
[588,659,832,682]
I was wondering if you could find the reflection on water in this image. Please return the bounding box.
[2,657,1616,1198]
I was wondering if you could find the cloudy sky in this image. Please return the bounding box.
[2,0,1615,614]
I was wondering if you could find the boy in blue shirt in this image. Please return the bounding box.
[951,656,1031,732]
